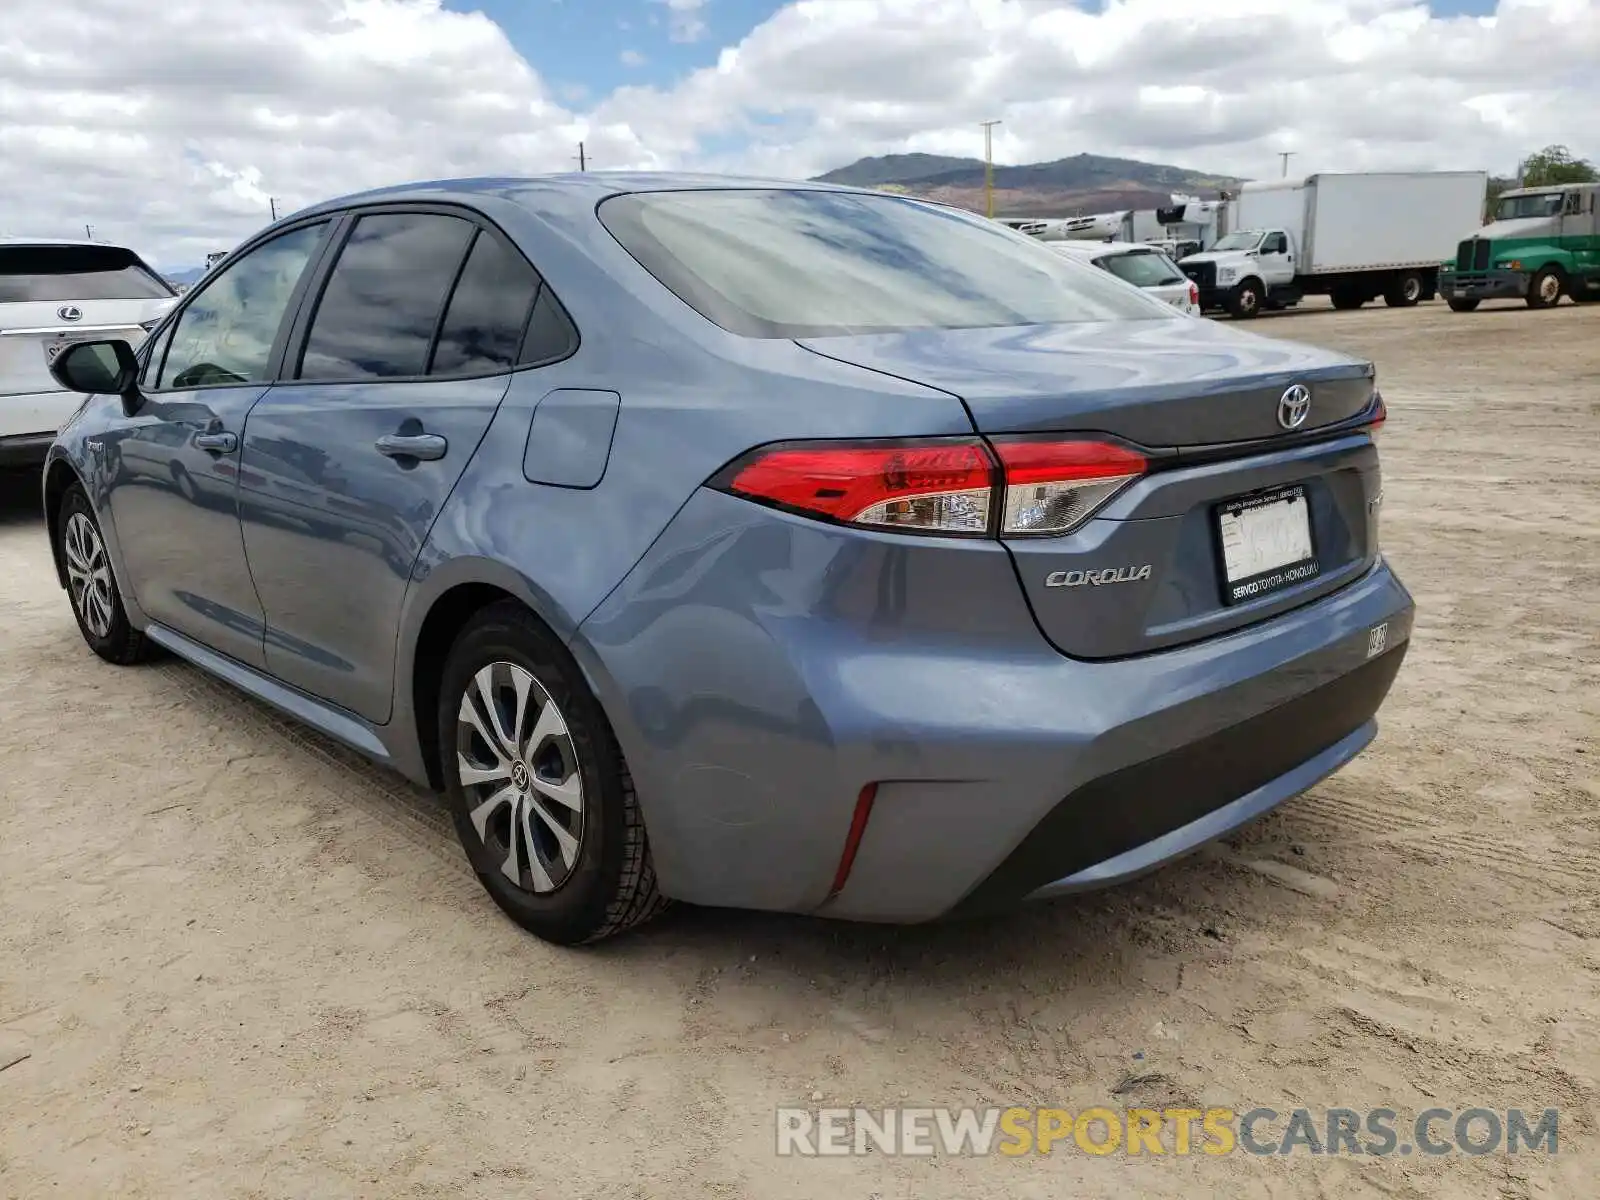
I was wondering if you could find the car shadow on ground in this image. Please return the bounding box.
[0,469,45,528]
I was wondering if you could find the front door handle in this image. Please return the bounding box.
[192,431,237,453]
[375,432,448,462]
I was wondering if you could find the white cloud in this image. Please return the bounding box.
[621,49,647,67]
[1,0,1596,269]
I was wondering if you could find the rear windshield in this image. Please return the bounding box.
[1095,250,1185,287]
[597,189,1173,338]
[0,245,174,303]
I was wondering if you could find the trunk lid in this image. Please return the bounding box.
[795,317,1375,445]
[797,319,1382,659]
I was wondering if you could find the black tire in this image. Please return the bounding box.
[1330,289,1366,311]
[1526,265,1564,309]
[57,485,155,665]
[171,462,197,503]
[1446,297,1480,313]
[1383,272,1423,308]
[1229,279,1263,319]
[437,600,667,945]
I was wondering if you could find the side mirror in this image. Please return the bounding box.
[48,339,141,413]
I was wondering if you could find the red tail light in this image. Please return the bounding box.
[721,438,995,534]
[715,436,1146,538]
[990,438,1147,535]
[1188,281,1200,308]
[1366,393,1386,438]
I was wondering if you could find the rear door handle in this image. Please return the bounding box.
[375,433,448,462]
[192,431,237,453]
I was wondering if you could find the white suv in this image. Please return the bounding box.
[1,238,177,468]
[1048,240,1201,315]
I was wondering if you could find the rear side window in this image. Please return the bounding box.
[597,189,1171,338]
[430,231,542,376]
[298,213,475,381]
[0,245,174,303]
[1095,251,1185,288]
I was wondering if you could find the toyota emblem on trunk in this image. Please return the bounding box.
[1277,384,1311,430]
[57,305,83,322]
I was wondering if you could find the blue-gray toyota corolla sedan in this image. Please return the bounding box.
[41,174,1412,944]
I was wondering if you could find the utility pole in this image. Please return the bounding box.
[269,197,278,221]
[574,142,588,171]
[981,119,1002,218]
[1278,151,1295,178]
[84,224,93,240]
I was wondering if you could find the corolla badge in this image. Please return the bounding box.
[1277,383,1312,430]
[1045,565,1153,588]
[57,305,83,322]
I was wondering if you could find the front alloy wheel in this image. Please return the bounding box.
[456,662,584,894]
[64,511,115,640]
[57,484,153,665]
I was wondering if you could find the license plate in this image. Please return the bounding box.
[1215,483,1319,605]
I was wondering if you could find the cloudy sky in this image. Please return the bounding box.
[2,0,1596,270]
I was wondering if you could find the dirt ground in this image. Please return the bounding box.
[1,297,1596,1199]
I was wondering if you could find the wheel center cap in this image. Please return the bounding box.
[511,761,530,791]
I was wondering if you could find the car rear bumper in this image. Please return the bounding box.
[0,387,76,451]
[575,488,1415,924]
[1440,270,1526,301]
[0,431,56,468]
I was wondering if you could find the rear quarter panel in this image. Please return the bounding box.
[390,190,976,776]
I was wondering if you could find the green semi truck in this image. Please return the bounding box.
[1439,181,1600,311]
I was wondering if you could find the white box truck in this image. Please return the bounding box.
[1178,171,1489,318]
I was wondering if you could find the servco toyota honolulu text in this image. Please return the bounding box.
[41,175,1411,944]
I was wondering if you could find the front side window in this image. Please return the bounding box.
[0,244,174,303]
[1095,250,1185,288]
[598,189,1172,338]
[158,222,328,389]
[297,212,476,381]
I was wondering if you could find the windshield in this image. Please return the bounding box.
[1208,231,1261,252]
[1094,249,1185,287]
[597,189,1174,338]
[0,244,174,303]
[1494,193,1564,221]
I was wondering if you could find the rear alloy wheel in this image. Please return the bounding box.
[59,485,154,665]
[1446,297,1480,313]
[1526,265,1564,309]
[439,602,667,944]
[1229,280,1263,319]
[1383,272,1423,307]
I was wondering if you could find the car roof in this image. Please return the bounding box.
[0,236,136,249]
[287,171,888,224]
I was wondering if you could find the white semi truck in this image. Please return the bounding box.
[1178,171,1489,318]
